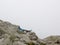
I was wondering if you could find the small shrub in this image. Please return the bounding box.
[26,42,35,45]
[9,35,16,42]
[17,30,24,34]
[40,42,46,45]
[0,29,5,36]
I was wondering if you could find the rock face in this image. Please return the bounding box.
[0,20,41,45]
[43,36,60,45]
[0,20,60,45]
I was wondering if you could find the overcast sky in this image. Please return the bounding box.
[0,0,60,39]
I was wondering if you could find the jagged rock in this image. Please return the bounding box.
[0,20,41,45]
[44,36,60,45]
[26,32,38,40]
[1,20,60,45]
[13,41,26,45]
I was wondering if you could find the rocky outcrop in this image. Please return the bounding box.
[0,20,60,45]
[0,20,41,45]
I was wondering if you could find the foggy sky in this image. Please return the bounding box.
[0,0,60,39]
